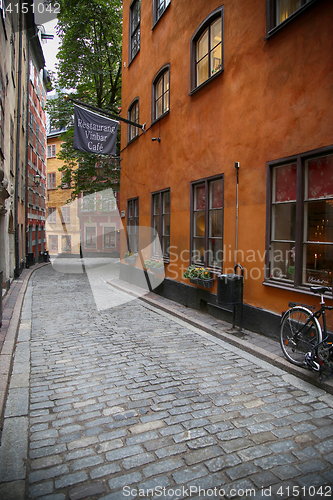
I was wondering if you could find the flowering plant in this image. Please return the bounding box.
[183,265,212,280]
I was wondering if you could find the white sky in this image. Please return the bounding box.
[42,19,60,78]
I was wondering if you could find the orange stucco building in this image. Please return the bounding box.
[120,0,333,336]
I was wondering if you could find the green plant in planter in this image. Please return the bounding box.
[124,251,133,259]
[183,264,212,280]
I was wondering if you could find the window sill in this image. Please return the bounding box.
[127,135,140,146]
[189,69,223,96]
[128,50,140,69]
[151,109,170,127]
[265,0,318,39]
[262,279,333,300]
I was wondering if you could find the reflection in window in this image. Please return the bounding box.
[128,100,139,142]
[127,197,139,253]
[192,176,224,269]
[268,152,333,288]
[152,189,170,259]
[130,0,141,61]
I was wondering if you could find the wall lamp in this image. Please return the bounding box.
[29,172,41,188]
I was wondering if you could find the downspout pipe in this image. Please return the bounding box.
[14,2,23,278]
[234,162,240,268]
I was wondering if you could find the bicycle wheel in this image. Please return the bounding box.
[280,307,322,366]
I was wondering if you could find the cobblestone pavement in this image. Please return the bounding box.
[1,265,333,500]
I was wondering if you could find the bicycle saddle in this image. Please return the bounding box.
[310,286,331,294]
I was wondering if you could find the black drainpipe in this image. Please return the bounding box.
[14,2,23,278]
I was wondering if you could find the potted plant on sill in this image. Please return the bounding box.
[124,251,136,264]
[183,264,214,288]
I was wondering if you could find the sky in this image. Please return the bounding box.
[42,19,60,80]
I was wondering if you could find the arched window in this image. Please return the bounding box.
[128,98,139,143]
[191,7,224,92]
[152,65,170,122]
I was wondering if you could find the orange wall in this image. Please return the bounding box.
[120,0,333,316]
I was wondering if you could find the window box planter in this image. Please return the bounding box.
[190,277,215,288]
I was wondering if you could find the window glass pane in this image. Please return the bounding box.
[163,190,170,213]
[303,243,333,286]
[194,211,205,237]
[270,241,295,282]
[162,235,170,258]
[156,74,163,99]
[211,18,222,49]
[210,179,223,209]
[208,238,222,268]
[163,213,170,236]
[194,184,205,210]
[211,43,222,76]
[307,154,333,200]
[272,203,296,240]
[276,0,303,24]
[197,55,209,87]
[164,71,170,112]
[274,163,297,202]
[193,238,205,264]
[153,194,160,215]
[305,200,333,243]
[209,210,222,238]
[197,29,208,61]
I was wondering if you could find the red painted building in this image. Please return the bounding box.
[27,37,49,265]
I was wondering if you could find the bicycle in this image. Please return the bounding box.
[280,286,333,374]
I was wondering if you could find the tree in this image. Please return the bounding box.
[47,0,122,199]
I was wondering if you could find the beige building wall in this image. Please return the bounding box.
[46,132,80,257]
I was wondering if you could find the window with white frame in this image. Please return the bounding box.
[267,148,333,288]
[85,226,97,248]
[61,206,70,224]
[47,172,56,189]
[48,207,56,223]
[47,144,56,157]
[103,226,116,249]
[49,235,58,251]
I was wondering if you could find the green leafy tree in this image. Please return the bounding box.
[47,0,122,199]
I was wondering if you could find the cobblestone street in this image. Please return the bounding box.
[0,264,333,500]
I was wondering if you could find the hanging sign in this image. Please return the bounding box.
[73,105,118,155]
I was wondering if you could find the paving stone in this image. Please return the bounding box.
[69,481,105,499]
[142,458,184,478]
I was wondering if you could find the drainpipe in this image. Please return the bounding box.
[14,3,23,278]
[234,162,240,268]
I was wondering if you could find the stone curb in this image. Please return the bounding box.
[108,279,333,396]
[0,263,50,433]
